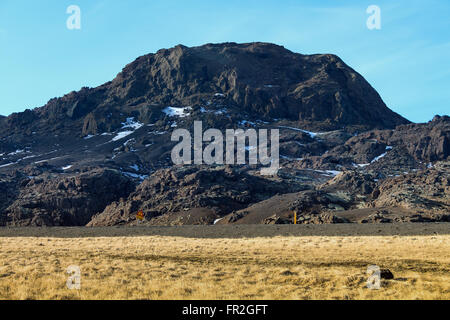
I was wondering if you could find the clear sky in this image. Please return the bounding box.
[0,0,449,122]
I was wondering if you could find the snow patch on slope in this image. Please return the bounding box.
[162,106,192,118]
[278,126,319,138]
[111,117,144,142]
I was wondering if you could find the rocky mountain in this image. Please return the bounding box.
[0,42,448,227]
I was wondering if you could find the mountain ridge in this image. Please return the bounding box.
[0,42,409,139]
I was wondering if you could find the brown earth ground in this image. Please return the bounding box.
[0,224,449,300]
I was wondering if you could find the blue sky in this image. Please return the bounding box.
[0,0,449,122]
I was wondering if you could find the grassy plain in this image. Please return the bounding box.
[0,228,449,300]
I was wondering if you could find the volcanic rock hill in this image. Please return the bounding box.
[0,42,448,227]
[1,42,408,139]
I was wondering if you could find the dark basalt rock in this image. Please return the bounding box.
[1,169,136,226]
[380,269,394,280]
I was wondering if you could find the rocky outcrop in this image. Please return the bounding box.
[293,115,449,174]
[1,169,135,226]
[0,177,20,225]
[371,161,450,214]
[218,161,450,225]
[345,115,449,162]
[87,166,307,226]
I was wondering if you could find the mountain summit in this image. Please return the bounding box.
[1,42,408,140]
[108,42,409,128]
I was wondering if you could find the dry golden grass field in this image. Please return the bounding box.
[0,225,449,300]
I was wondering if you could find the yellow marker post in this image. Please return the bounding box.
[294,211,297,225]
[136,210,145,223]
